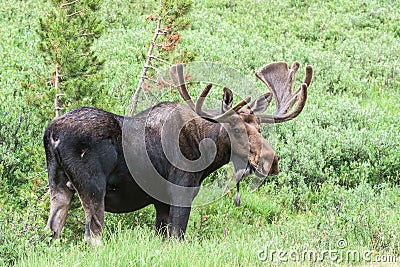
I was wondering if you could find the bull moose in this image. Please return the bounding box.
[44,61,313,244]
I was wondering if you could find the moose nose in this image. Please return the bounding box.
[268,155,279,176]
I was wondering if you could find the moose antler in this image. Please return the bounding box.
[169,63,196,110]
[255,62,313,123]
[169,63,251,121]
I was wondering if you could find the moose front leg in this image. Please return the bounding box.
[165,172,199,239]
[154,202,171,238]
[169,206,192,239]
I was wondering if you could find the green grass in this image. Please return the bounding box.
[1,0,399,266]
[14,182,400,266]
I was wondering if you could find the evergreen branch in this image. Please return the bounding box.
[37,0,104,118]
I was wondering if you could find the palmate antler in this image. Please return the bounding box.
[169,63,251,121]
[255,62,313,123]
[169,62,313,123]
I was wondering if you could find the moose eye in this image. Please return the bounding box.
[234,128,240,134]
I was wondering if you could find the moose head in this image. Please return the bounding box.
[169,61,313,206]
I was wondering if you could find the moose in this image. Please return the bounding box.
[44,61,313,244]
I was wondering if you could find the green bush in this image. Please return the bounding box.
[0,182,49,266]
[0,102,45,195]
[273,93,400,188]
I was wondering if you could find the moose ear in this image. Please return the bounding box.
[221,87,233,113]
[248,93,272,114]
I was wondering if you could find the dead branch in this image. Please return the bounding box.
[67,9,86,17]
[53,64,63,118]
[129,0,191,116]
[61,0,80,8]
[129,10,164,116]
[149,55,170,65]
[79,33,95,37]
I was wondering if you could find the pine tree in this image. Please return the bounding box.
[37,0,104,117]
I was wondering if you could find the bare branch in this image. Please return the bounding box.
[149,55,170,65]
[61,0,80,8]
[144,77,158,84]
[53,64,63,118]
[79,33,95,37]
[129,0,191,116]
[157,30,168,35]
[143,65,157,71]
[67,9,86,17]
[129,12,163,116]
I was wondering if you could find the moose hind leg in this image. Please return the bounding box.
[82,201,104,246]
[46,170,74,239]
[75,175,106,246]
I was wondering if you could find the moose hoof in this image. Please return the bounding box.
[234,195,241,207]
[83,236,102,246]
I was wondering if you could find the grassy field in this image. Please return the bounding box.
[1,0,399,266]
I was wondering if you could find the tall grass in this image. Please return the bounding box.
[16,182,400,266]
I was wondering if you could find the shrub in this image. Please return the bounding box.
[272,93,400,188]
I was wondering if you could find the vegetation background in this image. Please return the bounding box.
[0,0,399,266]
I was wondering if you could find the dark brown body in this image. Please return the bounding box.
[44,61,312,244]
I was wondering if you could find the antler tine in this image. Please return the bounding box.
[169,63,195,110]
[264,92,273,109]
[195,83,251,121]
[274,64,313,117]
[232,96,252,112]
[255,62,313,123]
[214,96,252,122]
[304,65,313,87]
[195,83,215,117]
[287,62,300,93]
